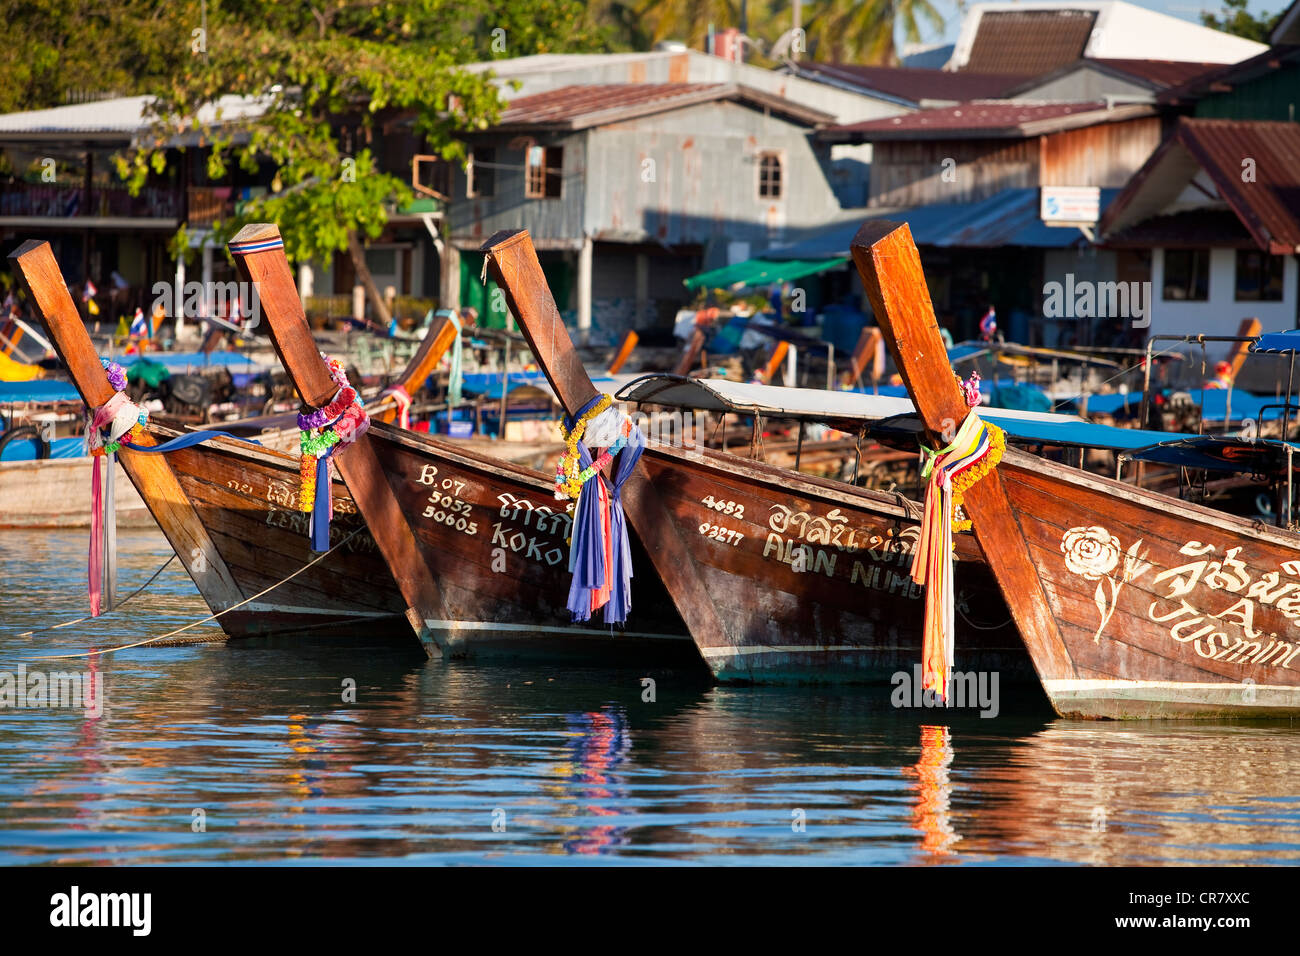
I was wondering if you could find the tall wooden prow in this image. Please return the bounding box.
[8,239,245,615]
[479,229,726,657]
[850,220,1074,680]
[228,223,446,657]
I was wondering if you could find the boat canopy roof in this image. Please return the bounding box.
[1252,330,1300,353]
[0,380,81,403]
[1122,436,1300,474]
[615,373,1193,450]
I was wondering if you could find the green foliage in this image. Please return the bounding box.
[1201,0,1281,42]
[115,0,603,266]
[0,1,192,113]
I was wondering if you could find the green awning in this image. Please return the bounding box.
[683,256,848,291]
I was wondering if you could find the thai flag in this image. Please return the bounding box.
[83,279,98,301]
[130,307,148,337]
[979,307,996,339]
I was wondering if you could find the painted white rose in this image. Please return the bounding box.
[1061,526,1121,581]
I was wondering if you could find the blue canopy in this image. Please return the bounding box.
[0,380,80,403]
[1126,436,1300,474]
[0,435,84,462]
[1252,330,1300,353]
[1065,388,1288,423]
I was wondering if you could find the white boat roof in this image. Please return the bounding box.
[615,374,1084,426]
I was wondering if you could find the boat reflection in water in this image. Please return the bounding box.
[2,531,1298,865]
[906,725,959,859]
[558,707,631,856]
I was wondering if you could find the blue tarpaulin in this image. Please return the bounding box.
[0,380,80,403]
[0,435,84,462]
[1067,388,1288,423]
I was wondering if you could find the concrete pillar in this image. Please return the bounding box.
[635,251,649,331]
[174,257,186,336]
[200,242,214,320]
[298,262,314,306]
[440,243,461,312]
[577,235,593,344]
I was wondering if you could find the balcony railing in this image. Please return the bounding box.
[0,182,180,219]
[187,186,237,227]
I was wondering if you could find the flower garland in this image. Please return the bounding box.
[86,359,149,457]
[297,355,369,522]
[910,411,1003,701]
[949,422,1005,532]
[554,393,613,501]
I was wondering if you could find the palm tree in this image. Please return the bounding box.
[805,0,945,65]
[633,0,743,49]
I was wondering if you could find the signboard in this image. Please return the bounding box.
[1041,186,1100,226]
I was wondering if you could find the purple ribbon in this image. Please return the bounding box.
[565,398,643,626]
[308,448,336,552]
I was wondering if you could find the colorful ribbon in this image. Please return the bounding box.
[380,384,412,429]
[298,354,369,552]
[445,310,464,409]
[910,411,1003,700]
[560,394,644,625]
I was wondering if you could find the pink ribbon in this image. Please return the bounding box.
[86,391,130,616]
[381,385,412,429]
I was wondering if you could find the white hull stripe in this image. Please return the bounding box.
[700,644,887,658]
[422,619,690,642]
[218,602,390,619]
[1044,679,1300,692]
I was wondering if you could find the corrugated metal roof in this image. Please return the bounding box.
[762,188,1121,256]
[1102,118,1300,253]
[792,63,1023,104]
[492,82,834,131]
[963,9,1098,75]
[1087,58,1223,88]
[0,94,268,141]
[820,101,1152,141]
[1104,208,1256,247]
[1159,45,1300,105]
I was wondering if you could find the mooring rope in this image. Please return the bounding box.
[15,554,178,638]
[27,527,362,661]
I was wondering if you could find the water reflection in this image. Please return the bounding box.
[1,529,1298,865]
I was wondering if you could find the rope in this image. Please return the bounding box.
[15,554,177,638]
[26,527,362,661]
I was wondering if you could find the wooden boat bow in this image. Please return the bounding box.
[851,220,1075,681]
[480,228,728,654]
[228,223,446,656]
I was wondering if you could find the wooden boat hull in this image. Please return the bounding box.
[148,422,702,665]
[0,457,152,529]
[636,444,1033,684]
[364,422,700,666]
[851,218,1300,718]
[996,448,1300,718]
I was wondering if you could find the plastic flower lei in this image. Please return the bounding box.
[297,355,369,550]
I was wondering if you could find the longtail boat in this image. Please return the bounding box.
[852,220,1300,718]
[480,229,1031,684]
[10,239,413,640]
[226,224,698,666]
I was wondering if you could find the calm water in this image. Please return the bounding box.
[1,528,1298,865]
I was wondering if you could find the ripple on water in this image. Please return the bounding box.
[1,528,1299,865]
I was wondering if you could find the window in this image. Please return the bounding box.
[758,152,783,199]
[1235,250,1284,301]
[467,146,496,199]
[1162,248,1210,301]
[525,145,563,199]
